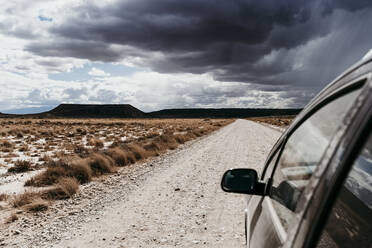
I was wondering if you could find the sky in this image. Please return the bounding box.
[1,0,372,113]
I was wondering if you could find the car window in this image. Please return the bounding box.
[317,130,372,248]
[269,88,361,231]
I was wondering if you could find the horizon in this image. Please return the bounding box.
[1,103,303,115]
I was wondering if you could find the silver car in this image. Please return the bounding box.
[221,50,372,248]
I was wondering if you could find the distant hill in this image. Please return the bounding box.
[148,108,301,118]
[43,104,145,118]
[0,104,302,118]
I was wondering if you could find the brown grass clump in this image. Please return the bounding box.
[41,177,79,200]
[247,116,295,127]
[1,140,13,148]
[24,198,49,212]
[0,193,8,201]
[88,138,104,148]
[127,144,149,161]
[8,160,32,173]
[11,191,39,208]
[25,158,92,186]
[106,147,129,166]
[68,159,93,184]
[25,166,66,187]
[88,153,115,176]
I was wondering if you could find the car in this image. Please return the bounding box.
[221,50,372,248]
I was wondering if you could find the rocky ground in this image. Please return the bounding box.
[1,119,281,248]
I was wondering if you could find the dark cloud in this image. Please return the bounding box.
[23,0,372,106]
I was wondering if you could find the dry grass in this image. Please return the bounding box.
[247,116,295,127]
[41,177,79,200]
[25,158,92,186]
[88,153,115,176]
[2,118,234,212]
[11,191,39,208]
[8,160,32,173]
[24,199,49,212]
[0,193,8,201]
[106,147,130,166]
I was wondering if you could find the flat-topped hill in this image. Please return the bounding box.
[45,104,145,118]
[148,108,301,118]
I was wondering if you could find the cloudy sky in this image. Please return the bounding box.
[1,0,372,113]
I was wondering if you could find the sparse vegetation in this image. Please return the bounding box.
[0,118,233,217]
[8,160,32,173]
[41,177,79,200]
[247,116,295,127]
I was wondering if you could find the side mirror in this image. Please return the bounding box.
[221,168,265,195]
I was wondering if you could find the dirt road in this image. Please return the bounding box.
[2,119,281,248]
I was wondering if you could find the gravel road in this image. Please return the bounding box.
[1,119,281,248]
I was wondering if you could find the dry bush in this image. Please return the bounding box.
[41,177,79,200]
[88,138,104,148]
[73,145,90,157]
[142,141,163,156]
[6,213,18,223]
[0,193,8,201]
[39,154,51,162]
[88,153,115,175]
[26,158,92,186]
[25,165,66,187]
[8,160,32,173]
[247,116,295,127]
[0,139,13,149]
[69,159,92,184]
[106,147,129,166]
[24,198,48,212]
[11,191,39,208]
[127,144,149,161]
[173,134,189,144]
[159,135,179,149]
[18,143,29,152]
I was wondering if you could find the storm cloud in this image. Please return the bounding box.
[24,0,372,92]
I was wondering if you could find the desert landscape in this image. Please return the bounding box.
[0,118,285,247]
[0,118,232,222]
[0,116,291,247]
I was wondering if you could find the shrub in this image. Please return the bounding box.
[24,199,48,212]
[106,147,129,166]
[127,144,148,161]
[88,138,104,148]
[42,177,79,200]
[8,160,32,173]
[68,159,92,184]
[0,193,8,201]
[25,158,92,186]
[88,153,115,176]
[11,191,39,208]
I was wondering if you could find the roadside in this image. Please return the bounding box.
[1,119,281,248]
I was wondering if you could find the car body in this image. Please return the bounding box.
[221,50,372,248]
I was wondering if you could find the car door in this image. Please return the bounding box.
[316,129,372,248]
[247,84,364,248]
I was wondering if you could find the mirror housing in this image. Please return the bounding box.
[221,168,265,195]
